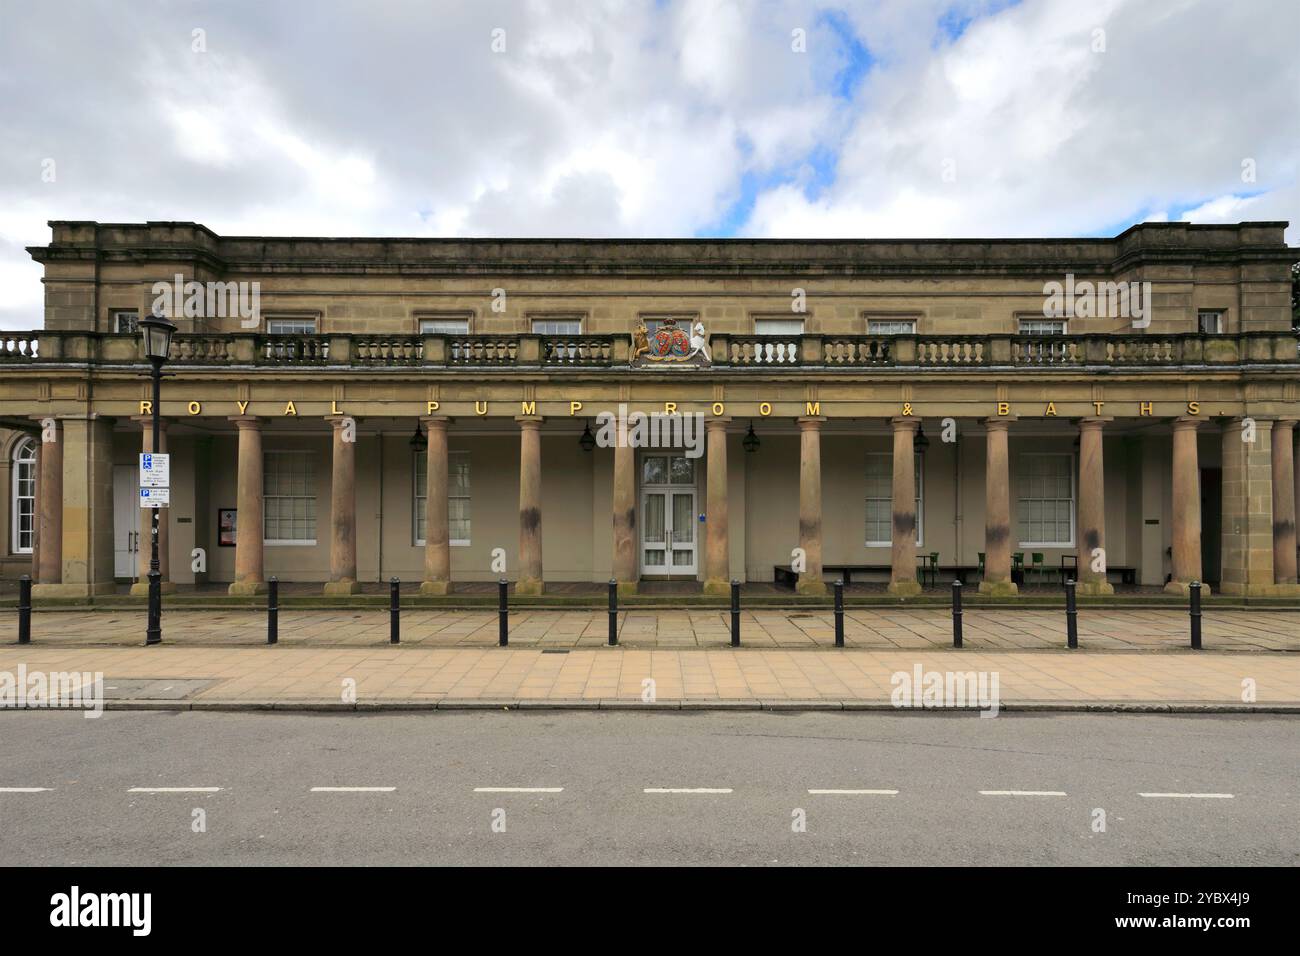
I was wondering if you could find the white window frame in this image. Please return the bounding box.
[530,317,582,336]
[865,452,923,548]
[11,437,36,554]
[111,310,140,334]
[1016,452,1076,548]
[419,318,470,335]
[1197,310,1225,334]
[265,317,318,335]
[754,318,804,336]
[263,450,317,546]
[867,319,917,335]
[413,450,471,547]
[1018,318,1068,335]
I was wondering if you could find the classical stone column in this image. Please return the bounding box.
[796,416,826,595]
[888,417,921,596]
[228,416,266,595]
[1165,417,1205,595]
[1075,417,1113,595]
[36,418,62,586]
[131,417,173,595]
[980,418,1017,596]
[1220,417,1279,595]
[703,418,730,595]
[517,417,544,595]
[324,416,360,595]
[612,438,637,596]
[39,416,113,597]
[420,417,453,595]
[1271,419,1297,585]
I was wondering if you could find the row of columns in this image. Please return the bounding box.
[24,413,1297,596]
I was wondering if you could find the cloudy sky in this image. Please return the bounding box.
[1,0,1297,328]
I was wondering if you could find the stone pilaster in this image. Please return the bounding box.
[324,416,360,595]
[703,418,731,595]
[34,418,62,587]
[612,438,637,595]
[516,417,544,595]
[228,416,266,595]
[1075,417,1113,595]
[37,416,114,597]
[796,416,826,595]
[420,417,453,595]
[131,417,174,595]
[1271,420,1297,585]
[1219,417,1278,596]
[888,417,921,596]
[1165,417,1205,595]
[979,418,1017,595]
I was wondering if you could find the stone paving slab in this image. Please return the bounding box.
[1,644,1297,713]
[14,607,1300,651]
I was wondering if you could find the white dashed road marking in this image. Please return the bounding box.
[128,787,222,794]
[1139,792,1234,799]
[473,787,564,793]
[644,788,733,794]
[979,790,1067,797]
[0,787,52,793]
[807,789,899,795]
[310,787,396,793]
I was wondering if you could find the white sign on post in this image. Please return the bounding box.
[140,487,170,508]
[139,452,171,488]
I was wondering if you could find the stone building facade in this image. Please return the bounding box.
[1,220,1298,598]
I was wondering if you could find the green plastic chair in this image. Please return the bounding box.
[1030,552,1045,584]
[977,552,986,579]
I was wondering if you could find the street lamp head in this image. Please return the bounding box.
[742,422,760,453]
[139,312,177,363]
[579,422,597,452]
[409,421,427,452]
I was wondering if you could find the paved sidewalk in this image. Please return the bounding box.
[1,644,1297,712]
[16,607,1300,651]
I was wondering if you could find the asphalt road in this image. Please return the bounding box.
[0,711,1295,866]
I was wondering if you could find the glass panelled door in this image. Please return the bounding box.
[640,454,697,576]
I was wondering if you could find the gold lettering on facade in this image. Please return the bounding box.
[759,402,772,416]
[521,400,537,415]
[1140,402,1153,416]
[570,401,582,416]
[712,402,725,416]
[427,401,440,414]
[1187,401,1200,415]
[664,402,677,414]
[237,400,249,414]
[475,401,488,415]
[1045,402,1057,416]
[902,403,913,416]
[1093,401,1104,415]
[997,402,1010,416]
[187,401,201,415]
[139,401,152,415]
[331,400,340,414]
[805,401,820,416]
[284,401,297,416]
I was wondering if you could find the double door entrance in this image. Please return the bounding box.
[639,452,698,577]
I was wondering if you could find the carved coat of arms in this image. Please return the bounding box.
[632,317,710,368]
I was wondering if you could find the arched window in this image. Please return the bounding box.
[12,437,36,554]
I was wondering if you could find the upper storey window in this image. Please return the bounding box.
[112,310,139,334]
[1198,310,1225,334]
[1018,318,1067,335]
[754,318,804,335]
[420,318,470,335]
[868,319,916,335]
[266,318,317,335]
[531,318,582,335]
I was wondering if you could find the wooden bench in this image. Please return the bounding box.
[775,563,981,588]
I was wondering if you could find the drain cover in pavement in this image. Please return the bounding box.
[100,679,218,700]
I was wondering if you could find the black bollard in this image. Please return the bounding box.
[18,573,31,645]
[730,579,740,647]
[267,575,278,645]
[951,579,963,649]
[1065,578,1078,649]
[1189,581,1202,650]
[498,578,509,647]
[390,577,400,644]
[608,578,618,646]
[833,579,844,647]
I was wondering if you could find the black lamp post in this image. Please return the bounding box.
[139,312,175,646]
